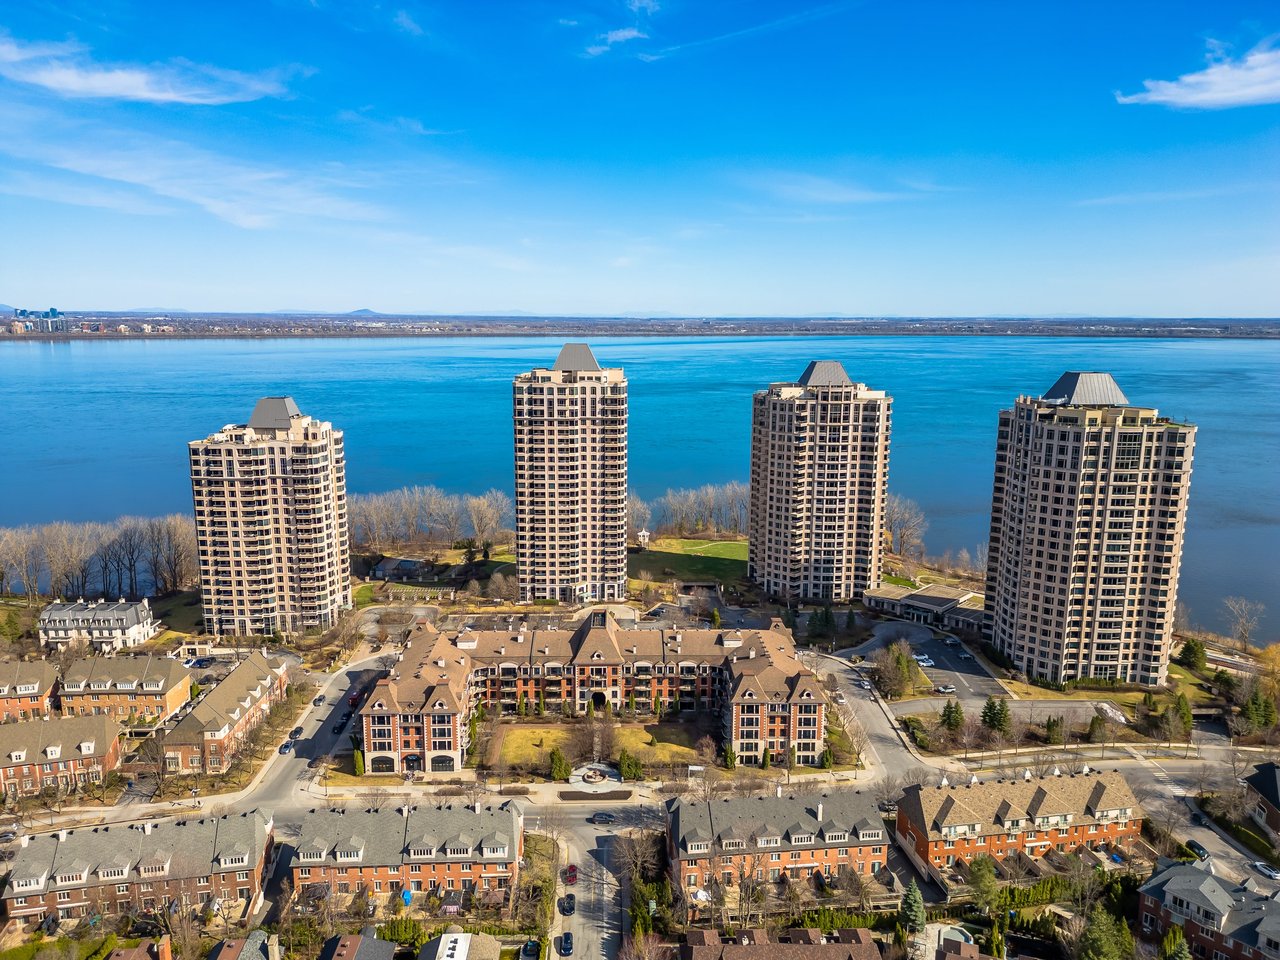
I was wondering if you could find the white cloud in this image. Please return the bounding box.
[337,108,447,136]
[627,0,660,13]
[394,10,424,36]
[1077,183,1275,206]
[1117,40,1280,109]
[762,173,917,204]
[0,29,293,104]
[0,170,174,216]
[585,26,647,56]
[559,18,579,27]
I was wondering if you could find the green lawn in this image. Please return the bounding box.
[354,583,378,608]
[150,589,203,633]
[498,726,570,768]
[616,721,703,764]
[883,575,917,588]
[630,538,748,584]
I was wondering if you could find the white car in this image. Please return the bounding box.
[911,654,929,662]
[858,680,873,690]
[919,659,935,668]
[834,693,847,704]
[1253,861,1280,881]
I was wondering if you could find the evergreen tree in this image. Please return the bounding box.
[820,747,834,769]
[586,700,595,719]
[517,693,527,717]
[988,930,1005,960]
[941,699,964,734]
[1159,925,1185,960]
[1168,939,1191,960]
[845,610,859,634]
[761,749,771,769]
[1175,692,1193,734]
[969,855,1000,915]
[1177,637,1207,672]
[899,879,926,933]
[0,612,19,645]
[1077,904,1133,960]
[549,747,571,781]
[627,692,637,715]
[723,744,737,770]
[995,698,1012,735]
[981,696,999,730]
[1088,714,1108,743]
[1045,715,1062,745]
[537,691,546,717]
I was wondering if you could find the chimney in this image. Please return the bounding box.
[19,834,30,847]
[142,821,153,835]
[56,829,68,841]
[748,648,756,659]
[816,802,824,822]
[152,936,173,960]
[775,785,782,798]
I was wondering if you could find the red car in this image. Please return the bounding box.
[564,864,578,885]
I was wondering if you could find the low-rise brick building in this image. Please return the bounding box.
[0,715,121,799]
[360,610,825,776]
[289,802,524,912]
[681,927,880,960]
[0,661,57,721]
[666,791,890,899]
[59,656,191,724]
[162,652,287,774]
[1,810,273,926]
[895,770,1141,886]
[1139,857,1280,960]
[1243,762,1280,837]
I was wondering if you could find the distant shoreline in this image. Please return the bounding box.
[6,314,1280,341]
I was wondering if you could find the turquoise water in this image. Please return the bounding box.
[1,335,1276,639]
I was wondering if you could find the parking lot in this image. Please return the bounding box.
[890,634,1006,713]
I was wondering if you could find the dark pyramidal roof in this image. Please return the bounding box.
[552,343,601,371]
[248,396,302,430]
[1042,372,1129,406]
[796,360,852,387]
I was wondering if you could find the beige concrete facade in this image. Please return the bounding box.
[983,372,1195,686]
[749,361,891,603]
[513,344,627,603]
[189,397,351,636]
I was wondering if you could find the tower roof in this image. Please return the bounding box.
[248,396,302,430]
[796,360,852,387]
[1041,371,1129,406]
[552,343,601,372]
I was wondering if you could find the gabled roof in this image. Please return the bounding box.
[1041,371,1129,407]
[248,396,302,430]
[796,361,852,387]
[552,343,601,372]
[667,791,884,857]
[1245,762,1280,812]
[166,652,285,744]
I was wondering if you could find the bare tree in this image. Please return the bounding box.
[615,829,661,882]
[1224,596,1265,650]
[7,527,44,606]
[688,765,730,804]
[628,493,652,540]
[359,787,391,812]
[884,493,928,558]
[466,489,513,543]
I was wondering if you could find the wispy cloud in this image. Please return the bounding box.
[0,28,296,104]
[642,2,853,61]
[393,10,424,37]
[1077,183,1277,206]
[0,170,174,216]
[1116,40,1280,109]
[627,0,660,12]
[759,173,918,204]
[558,18,579,27]
[337,108,448,137]
[586,26,647,57]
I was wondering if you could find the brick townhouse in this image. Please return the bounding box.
[360,610,825,775]
[1140,858,1280,960]
[682,927,880,960]
[666,791,889,897]
[896,769,1142,885]
[0,715,122,799]
[1243,762,1280,837]
[289,802,524,911]
[59,656,191,724]
[162,652,287,774]
[0,660,57,721]
[1,810,274,926]
[38,599,160,653]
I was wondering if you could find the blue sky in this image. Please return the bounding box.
[0,1,1277,316]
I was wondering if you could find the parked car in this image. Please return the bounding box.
[332,723,345,735]
[1253,861,1280,881]
[858,680,872,690]
[1187,839,1210,861]
[564,864,578,885]
[1190,812,1206,826]
[182,658,196,668]
[588,812,617,825]
[289,727,304,740]
[313,694,326,706]
[562,894,576,916]
[0,830,18,844]
[278,741,294,755]
[340,710,353,723]
[834,693,847,704]
[308,757,324,769]
[918,659,935,668]
[523,942,540,959]
[911,654,929,662]
[560,934,574,957]
[934,685,957,694]
[958,652,974,660]
[943,638,960,647]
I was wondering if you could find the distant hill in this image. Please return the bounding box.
[347,308,382,316]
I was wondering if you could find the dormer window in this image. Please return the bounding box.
[298,850,324,862]
[824,831,848,844]
[219,854,249,868]
[56,870,88,886]
[790,833,813,845]
[592,651,603,660]
[756,836,780,848]
[16,683,37,694]
[482,845,508,858]
[409,846,434,859]
[446,845,470,858]
[143,681,162,691]
[10,750,25,763]
[335,848,362,862]
[45,746,61,760]
[98,867,126,880]
[140,861,169,876]
[720,840,745,851]
[79,741,96,755]
[687,842,710,854]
